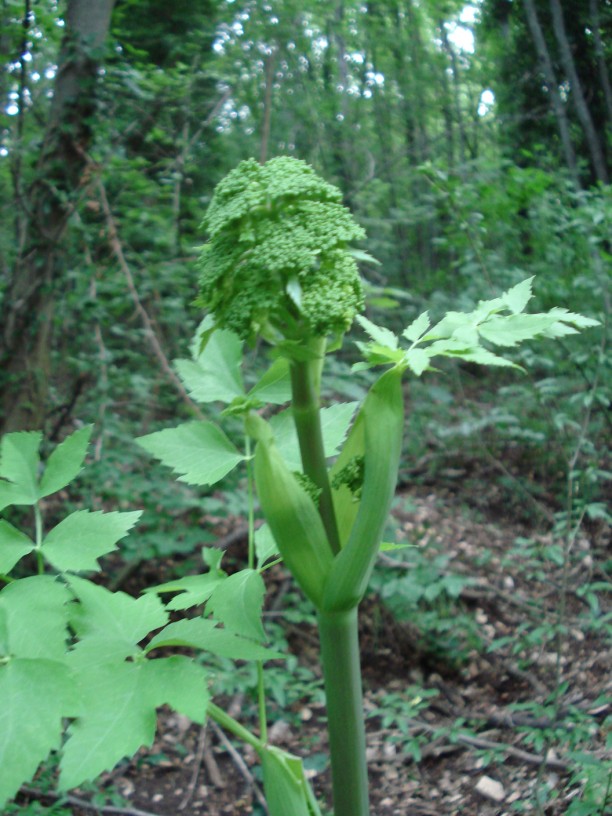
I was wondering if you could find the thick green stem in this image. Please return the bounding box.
[318,607,369,816]
[289,337,369,813]
[289,339,340,555]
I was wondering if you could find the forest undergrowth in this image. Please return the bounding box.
[1,3,611,810]
[10,463,610,816]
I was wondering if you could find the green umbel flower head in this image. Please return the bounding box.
[197,157,366,344]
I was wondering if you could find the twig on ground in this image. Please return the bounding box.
[228,692,245,720]
[178,722,222,810]
[202,740,226,789]
[209,720,269,813]
[454,731,570,771]
[19,786,159,816]
[502,661,549,696]
[408,721,571,771]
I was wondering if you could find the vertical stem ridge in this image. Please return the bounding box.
[318,607,370,816]
[290,341,340,555]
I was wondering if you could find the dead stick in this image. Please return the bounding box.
[19,786,160,816]
[409,721,570,771]
[455,731,570,771]
[209,720,269,813]
[178,722,221,810]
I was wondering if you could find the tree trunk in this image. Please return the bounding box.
[439,19,468,167]
[589,0,612,129]
[259,49,275,165]
[395,0,434,281]
[322,4,355,207]
[0,0,116,434]
[549,0,609,184]
[363,0,413,284]
[522,0,580,187]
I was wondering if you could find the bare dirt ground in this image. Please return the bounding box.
[16,478,611,816]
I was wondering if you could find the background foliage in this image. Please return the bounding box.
[0,0,610,813]
[1,0,609,465]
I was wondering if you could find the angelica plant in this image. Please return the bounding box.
[1,157,596,815]
[154,156,595,816]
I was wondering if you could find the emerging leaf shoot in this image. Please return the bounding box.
[355,278,600,375]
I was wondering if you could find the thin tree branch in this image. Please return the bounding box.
[96,179,204,418]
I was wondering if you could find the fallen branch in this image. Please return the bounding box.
[178,722,222,811]
[209,720,269,813]
[453,730,570,771]
[19,786,159,816]
[409,720,571,771]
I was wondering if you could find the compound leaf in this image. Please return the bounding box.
[42,510,142,573]
[177,318,244,403]
[443,346,519,368]
[60,660,157,790]
[0,520,35,573]
[144,655,209,724]
[147,572,226,611]
[38,426,93,498]
[145,617,283,661]
[255,523,280,569]
[206,569,266,642]
[270,403,358,470]
[502,276,534,314]
[403,347,432,376]
[68,577,168,662]
[356,314,399,350]
[478,313,561,347]
[137,421,245,486]
[0,657,76,806]
[0,431,42,509]
[249,356,291,405]
[402,311,430,343]
[60,654,209,791]
[545,308,600,329]
[0,576,70,660]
